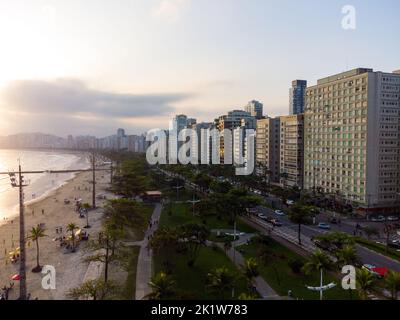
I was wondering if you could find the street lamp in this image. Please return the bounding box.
[187,193,200,216]
[172,181,183,201]
[306,268,336,300]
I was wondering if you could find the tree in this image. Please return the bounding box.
[27,226,47,272]
[66,223,78,252]
[302,250,332,276]
[144,272,175,300]
[103,198,147,241]
[85,222,122,284]
[241,258,259,288]
[179,223,209,266]
[289,204,311,245]
[356,268,375,300]
[384,270,400,300]
[67,279,116,300]
[335,245,360,268]
[149,228,180,270]
[206,267,236,299]
[383,223,396,254]
[287,204,313,245]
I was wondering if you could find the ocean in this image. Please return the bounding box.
[0,149,90,221]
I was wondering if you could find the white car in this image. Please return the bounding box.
[275,210,285,216]
[286,200,295,205]
[257,213,267,220]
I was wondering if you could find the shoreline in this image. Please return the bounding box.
[0,151,91,226]
[0,164,112,300]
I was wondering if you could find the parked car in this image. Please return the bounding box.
[286,199,295,206]
[387,216,399,221]
[370,215,386,222]
[330,217,338,224]
[274,210,285,216]
[318,222,331,230]
[388,241,400,249]
[362,264,388,279]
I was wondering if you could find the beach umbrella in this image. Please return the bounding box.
[11,274,21,281]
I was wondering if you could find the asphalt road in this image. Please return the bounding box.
[160,169,400,272]
[256,205,400,272]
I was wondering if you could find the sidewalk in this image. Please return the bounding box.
[215,238,280,300]
[135,203,162,300]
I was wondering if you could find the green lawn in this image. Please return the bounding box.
[160,202,256,234]
[238,239,358,300]
[120,246,141,299]
[153,246,252,299]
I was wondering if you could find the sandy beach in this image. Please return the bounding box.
[0,167,112,300]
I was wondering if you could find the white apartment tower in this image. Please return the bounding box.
[304,68,400,214]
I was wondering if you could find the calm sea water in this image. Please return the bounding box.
[0,149,90,221]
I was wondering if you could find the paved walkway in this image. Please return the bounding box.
[211,233,280,300]
[135,203,162,300]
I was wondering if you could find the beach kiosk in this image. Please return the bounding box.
[143,191,162,203]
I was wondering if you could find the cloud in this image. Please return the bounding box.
[152,0,190,23]
[0,78,191,136]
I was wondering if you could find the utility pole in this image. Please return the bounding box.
[92,152,96,209]
[173,181,183,202]
[110,162,113,185]
[9,162,28,300]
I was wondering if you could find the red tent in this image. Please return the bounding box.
[372,267,389,277]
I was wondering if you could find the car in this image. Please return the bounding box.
[362,264,388,279]
[330,217,338,224]
[274,210,285,216]
[370,215,386,222]
[270,219,282,227]
[286,200,295,206]
[388,241,400,249]
[257,213,267,220]
[387,216,399,221]
[312,239,337,253]
[318,223,331,230]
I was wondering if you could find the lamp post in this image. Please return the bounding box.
[187,193,200,216]
[172,181,183,201]
[306,268,336,300]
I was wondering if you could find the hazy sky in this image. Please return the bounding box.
[0,0,399,137]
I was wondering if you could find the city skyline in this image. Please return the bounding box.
[0,0,399,136]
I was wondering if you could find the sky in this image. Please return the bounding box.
[0,0,399,137]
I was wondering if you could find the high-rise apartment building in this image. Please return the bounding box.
[245,100,264,119]
[304,68,400,213]
[289,80,307,115]
[256,118,281,183]
[216,110,256,163]
[279,114,304,188]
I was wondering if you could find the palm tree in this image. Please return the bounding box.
[241,258,259,288]
[384,270,400,300]
[207,267,236,299]
[66,223,78,252]
[144,272,175,300]
[288,204,312,245]
[335,245,360,268]
[356,268,375,300]
[27,226,47,272]
[82,203,92,228]
[302,250,332,300]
